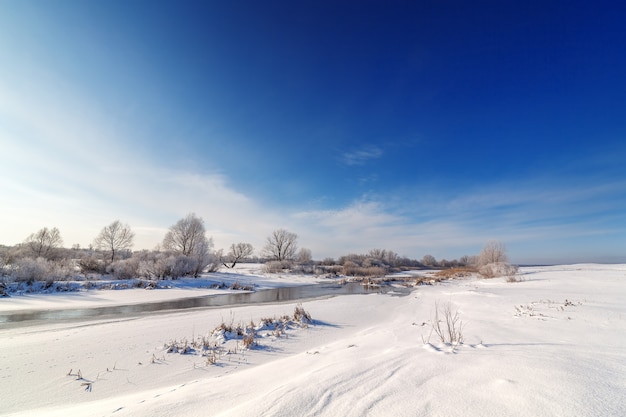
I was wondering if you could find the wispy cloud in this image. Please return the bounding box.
[291,198,482,259]
[289,175,626,263]
[0,74,286,251]
[340,145,383,166]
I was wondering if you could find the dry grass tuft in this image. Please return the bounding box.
[433,267,477,279]
[241,333,256,349]
[429,301,464,347]
[293,303,312,324]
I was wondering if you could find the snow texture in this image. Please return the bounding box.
[1,264,625,416]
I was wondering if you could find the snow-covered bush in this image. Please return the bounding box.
[290,263,324,275]
[506,273,524,283]
[12,257,51,284]
[473,240,518,279]
[107,258,140,280]
[137,259,160,279]
[77,257,107,275]
[293,303,312,324]
[10,257,77,284]
[341,261,386,277]
[478,240,508,265]
[479,262,519,278]
[166,255,198,278]
[264,260,291,273]
[134,250,218,279]
[0,263,11,278]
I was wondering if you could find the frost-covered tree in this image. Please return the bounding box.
[24,227,63,260]
[296,248,312,264]
[94,220,135,262]
[421,254,437,267]
[478,240,508,266]
[162,213,217,276]
[262,229,298,261]
[163,213,207,256]
[222,242,254,268]
[476,240,517,278]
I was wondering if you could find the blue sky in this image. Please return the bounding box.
[1,1,625,264]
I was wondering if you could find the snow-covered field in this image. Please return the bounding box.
[1,264,625,416]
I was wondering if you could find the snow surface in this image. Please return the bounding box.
[1,264,625,416]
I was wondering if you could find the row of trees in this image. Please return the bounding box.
[12,218,301,264]
[0,215,306,282]
[1,213,512,282]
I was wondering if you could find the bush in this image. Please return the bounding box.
[264,260,291,273]
[48,258,78,281]
[431,301,464,346]
[342,261,386,277]
[166,255,199,278]
[320,265,343,275]
[291,264,324,275]
[107,258,140,280]
[78,257,106,275]
[241,333,256,349]
[9,257,76,284]
[434,267,477,279]
[505,269,524,282]
[293,303,312,324]
[479,262,519,278]
[12,257,50,284]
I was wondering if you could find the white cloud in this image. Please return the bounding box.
[291,199,479,258]
[0,73,287,251]
[288,175,626,262]
[340,145,383,166]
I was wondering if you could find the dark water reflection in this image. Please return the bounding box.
[1,283,410,327]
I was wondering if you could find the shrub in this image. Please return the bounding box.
[46,258,77,281]
[242,333,255,349]
[479,262,519,278]
[10,257,75,286]
[264,260,291,273]
[506,272,524,283]
[166,255,198,278]
[12,257,50,284]
[293,303,312,324]
[291,263,324,275]
[342,262,386,278]
[107,258,140,280]
[434,267,477,279]
[320,265,343,275]
[431,301,464,345]
[78,257,106,275]
[478,240,508,265]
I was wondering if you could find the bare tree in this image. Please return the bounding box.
[478,240,508,266]
[222,242,254,268]
[421,254,438,267]
[24,227,63,259]
[296,247,312,264]
[262,229,298,261]
[94,220,135,262]
[163,213,207,256]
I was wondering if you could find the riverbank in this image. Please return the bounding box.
[0,264,336,312]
